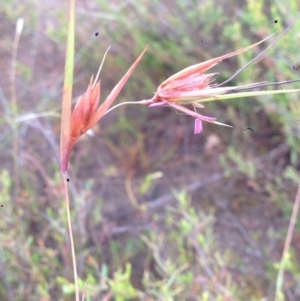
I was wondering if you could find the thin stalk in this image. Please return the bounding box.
[10,18,24,200]
[104,99,150,115]
[60,0,75,176]
[64,179,79,301]
[275,180,300,300]
[226,79,300,93]
[60,0,79,299]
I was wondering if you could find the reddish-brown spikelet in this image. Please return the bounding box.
[60,47,147,174]
[70,78,100,150]
[144,35,300,134]
[151,36,271,104]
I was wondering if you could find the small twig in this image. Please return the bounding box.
[125,171,147,211]
[125,171,140,209]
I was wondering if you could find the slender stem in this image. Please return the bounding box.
[64,179,79,301]
[10,18,24,200]
[60,0,79,298]
[60,0,75,176]
[275,180,300,300]
[104,99,151,115]
[227,79,300,93]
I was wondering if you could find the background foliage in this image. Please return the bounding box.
[0,0,300,300]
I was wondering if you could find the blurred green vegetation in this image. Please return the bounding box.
[1,0,300,300]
